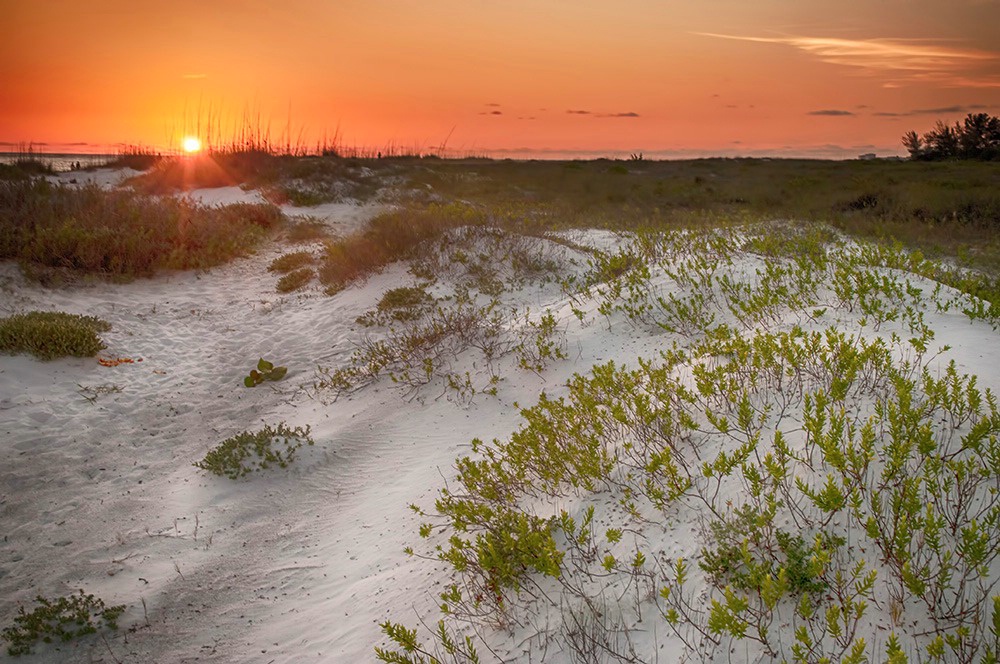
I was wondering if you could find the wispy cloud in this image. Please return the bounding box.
[478,110,503,116]
[808,109,855,116]
[566,109,640,118]
[696,32,1000,87]
[873,103,993,117]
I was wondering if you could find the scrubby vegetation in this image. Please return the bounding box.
[0,311,111,360]
[378,223,1000,663]
[194,423,313,479]
[0,179,283,282]
[2,591,125,657]
[268,250,315,274]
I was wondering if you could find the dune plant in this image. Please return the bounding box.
[268,250,314,273]
[0,311,110,360]
[2,591,126,657]
[244,358,288,387]
[194,423,313,479]
[0,180,283,281]
[276,267,314,293]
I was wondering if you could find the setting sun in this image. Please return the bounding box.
[182,136,202,154]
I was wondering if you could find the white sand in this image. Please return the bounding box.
[1,195,999,662]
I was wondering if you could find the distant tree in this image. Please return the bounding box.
[959,113,1000,160]
[903,112,1000,161]
[901,130,923,159]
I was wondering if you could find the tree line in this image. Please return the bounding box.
[902,112,1000,161]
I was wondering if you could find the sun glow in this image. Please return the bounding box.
[182,136,202,154]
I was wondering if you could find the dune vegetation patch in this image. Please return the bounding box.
[2,591,125,657]
[378,222,1000,663]
[0,179,283,282]
[0,311,111,360]
[194,423,314,479]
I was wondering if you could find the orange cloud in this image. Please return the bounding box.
[696,33,1000,86]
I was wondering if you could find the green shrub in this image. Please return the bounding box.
[269,251,314,273]
[194,423,314,479]
[0,311,111,360]
[0,180,283,280]
[2,591,125,657]
[357,285,434,325]
[276,267,314,292]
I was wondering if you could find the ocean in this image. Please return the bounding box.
[0,153,118,173]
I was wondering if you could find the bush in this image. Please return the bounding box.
[194,423,314,479]
[268,251,314,273]
[0,311,111,360]
[2,591,125,657]
[356,285,434,325]
[0,179,283,280]
[276,267,314,292]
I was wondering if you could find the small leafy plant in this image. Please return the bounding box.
[2,591,125,657]
[244,358,288,387]
[0,311,111,360]
[194,422,314,479]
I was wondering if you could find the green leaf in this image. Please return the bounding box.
[269,366,288,381]
[258,358,274,372]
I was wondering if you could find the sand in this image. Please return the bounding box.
[2,173,999,663]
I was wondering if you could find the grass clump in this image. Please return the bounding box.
[194,423,314,479]
[284,218,332,243]
[276,267,314,292]
[2,591,125,657]
[0,311,111,360]
[319,203,489,291]
[268,250,314,273]
[357,285,434,326]
[0,179,283,282]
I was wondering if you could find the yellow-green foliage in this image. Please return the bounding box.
[268,250,314,274]
[0,179,283,280]
[0,311,110,360]
[276,267,314,292]
[194,423,314,479]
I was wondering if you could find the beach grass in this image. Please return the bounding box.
[0,179,283,282]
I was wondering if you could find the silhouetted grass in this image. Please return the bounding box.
[0,179,283,283]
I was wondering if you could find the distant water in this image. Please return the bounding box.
[0,153,117,173]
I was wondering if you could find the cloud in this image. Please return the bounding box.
[873,103,993,117]
[808,109,855,116]
[567,109,640,118]
[478,110,503,116]
[485,103,501,107]
[695,32,1000,87]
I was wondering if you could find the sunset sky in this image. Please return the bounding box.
[3,0,999,158]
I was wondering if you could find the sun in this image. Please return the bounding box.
[182,136,202,154]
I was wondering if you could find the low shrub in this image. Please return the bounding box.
[268,251,314,274]
[194,423,314,479]
[0,311,111,360]
[356,285,434,325]
[276,267,314,292]
[284,218,331,243]
[0,179,283,280]
[2,591,125,657]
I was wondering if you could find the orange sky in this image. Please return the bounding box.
[3,0,999,158]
